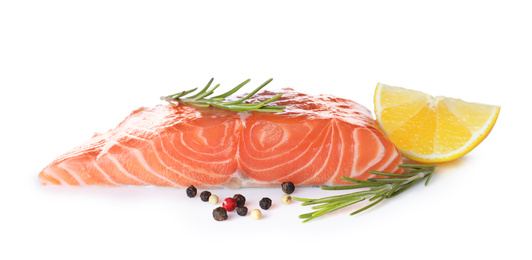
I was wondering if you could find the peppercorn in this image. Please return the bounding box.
[259,197,272,210]
[236,206,248,216]
[281,194,292,205]
[222,197,237,211]
[209,194,219,204]
[200,191,211,202]
[186,185,197,198]
[212,207,228,221]
[281,181,295,194]
[233,194,246,207]
[250,209,262,220]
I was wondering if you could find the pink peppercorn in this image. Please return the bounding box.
[222,197,237,211]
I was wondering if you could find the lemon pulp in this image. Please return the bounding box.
[374,83,500,163]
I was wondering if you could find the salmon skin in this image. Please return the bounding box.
[39,88,403,188]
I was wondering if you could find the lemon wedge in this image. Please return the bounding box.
[374,83,500,163]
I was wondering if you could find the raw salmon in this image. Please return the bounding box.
[39,88,403,188]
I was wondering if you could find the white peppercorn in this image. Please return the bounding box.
[281,194,292,204]
[209,194,219,204]
[250,209,262,220]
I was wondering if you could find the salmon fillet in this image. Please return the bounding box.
[39,88,403,188]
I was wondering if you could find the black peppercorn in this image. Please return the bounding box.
[236,206,248,216]
[259,197,272,210]
[186,185,197,198]
[281,181,295,194]
[212,207,228,221]
[233,194,246,207]
[200,191,211,202]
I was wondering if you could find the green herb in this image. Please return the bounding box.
[293,164,437,223]
[161,78,285,113]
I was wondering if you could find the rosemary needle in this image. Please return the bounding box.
[161,78,285,113]
[293,164,437,223]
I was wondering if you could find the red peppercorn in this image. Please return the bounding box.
[222,197,237,211]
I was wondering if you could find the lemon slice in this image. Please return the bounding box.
[374,83,500,163]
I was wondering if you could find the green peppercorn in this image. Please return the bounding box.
[259,197,272,210]
[281,181,295,194]
[233,194,246,207]
[212,207,228,221]
[236,206,248,216]
[186,185,197,198]
[200,191,211,202]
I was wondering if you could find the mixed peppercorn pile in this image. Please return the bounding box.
[186,182,295,221]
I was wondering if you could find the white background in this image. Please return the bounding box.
[1,1,531,259]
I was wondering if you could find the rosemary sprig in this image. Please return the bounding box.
[293,164,437,223]
[161,78,285,113]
